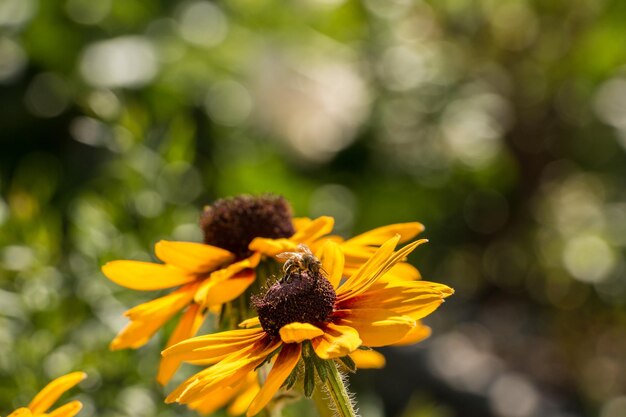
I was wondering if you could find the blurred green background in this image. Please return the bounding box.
[2,0,626,416]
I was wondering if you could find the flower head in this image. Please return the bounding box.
[102,194,425,385]
[163,236,453,416]
[6,372,86,417]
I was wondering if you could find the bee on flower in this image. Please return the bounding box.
[101,194,426,385]
[162,236,453,416]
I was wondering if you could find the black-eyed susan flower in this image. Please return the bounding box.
[102,194,426,385]
[5,372,86,417]
[162,236,453,416]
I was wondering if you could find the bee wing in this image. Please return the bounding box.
[276,251,298,261]
[296,243,314,255]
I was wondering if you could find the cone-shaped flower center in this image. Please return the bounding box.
[253,269,336,337]
[200,195,295,260]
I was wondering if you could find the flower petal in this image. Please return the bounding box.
[335,309,415,347]
[187,385,238,415]
[28,372,86,415]
[380,262,421,282]
[279,322,324,344]
[102,261,195,291]
[337,238,428,302]
[204,270,255,307]
[227,373,260,416]
[246,343,302,417]
[318,240,344,289]
[47,400,83,417]
[8,408,32,417]
[157,303,206,385]
[346,222,424,246]
[155,241,234,274]
[194,254,260,306]
[312,323,362,359]
[290,216,334,244]
[111,284,197,350]
[248,237,297,257]
[391,323,432,346]
[292,217,312,231]
[162,328,266,365]
[349,349,386,369]
[239,317,261,328]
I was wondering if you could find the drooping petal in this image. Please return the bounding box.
[168,337,281,404]
[162,328,266,365]
[312,323,362,359]
[47,400,83,417]
[111,284,197,350]
[349,349,386,369]
[157,303,206,385]
[102,261,196,291]
[318,240,344,289]
[188,385,237,415]
[28,372,86,415]
[279,322,324,344]
[204,270,256,306]
[391,323,432,346]
[335,309,415,347]
[292,217,312,231]
[155,241,234,274]
[8,408,32,417]
[246,343,302,417]
[227,374,260,416]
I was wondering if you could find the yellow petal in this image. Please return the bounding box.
[162,328,266,364]
[346,222,424,246]
[313,323,362,360]
[246,343,302,416]
[227,374,260,416]
[195,254,261,306]
[292,217,311,231]
[337,238,428,302]
[279,322,324,344]
[336,309,415,347]
[318,240,344,289]
[28,372,86,415]
[124,283,197,320]
[155,241,234,273]
[392,323,432,346]
[290,216,334,244]
[239,317,261,328]
[188,385,237,415]
[168,338,281,404]
[349,349,386,369]
[8,408,32,417]
[157,303,206,385]
[380,262,421,282]
[205,270,255,307]
[102,261,195,291]
[111,285,197,350]
[47,400,83,417]
[248,237,297,257]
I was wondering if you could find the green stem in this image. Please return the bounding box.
[320,361,357,417]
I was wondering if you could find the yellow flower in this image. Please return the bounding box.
[5,372,86,417]
[163,236,453,416]
[102,195,425,385]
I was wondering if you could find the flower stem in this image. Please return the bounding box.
[319,361,357,417]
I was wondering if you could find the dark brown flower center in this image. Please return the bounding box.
[252,270,336,337]
[200,195,295,260]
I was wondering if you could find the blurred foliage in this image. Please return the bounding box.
[2,0,626,416]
